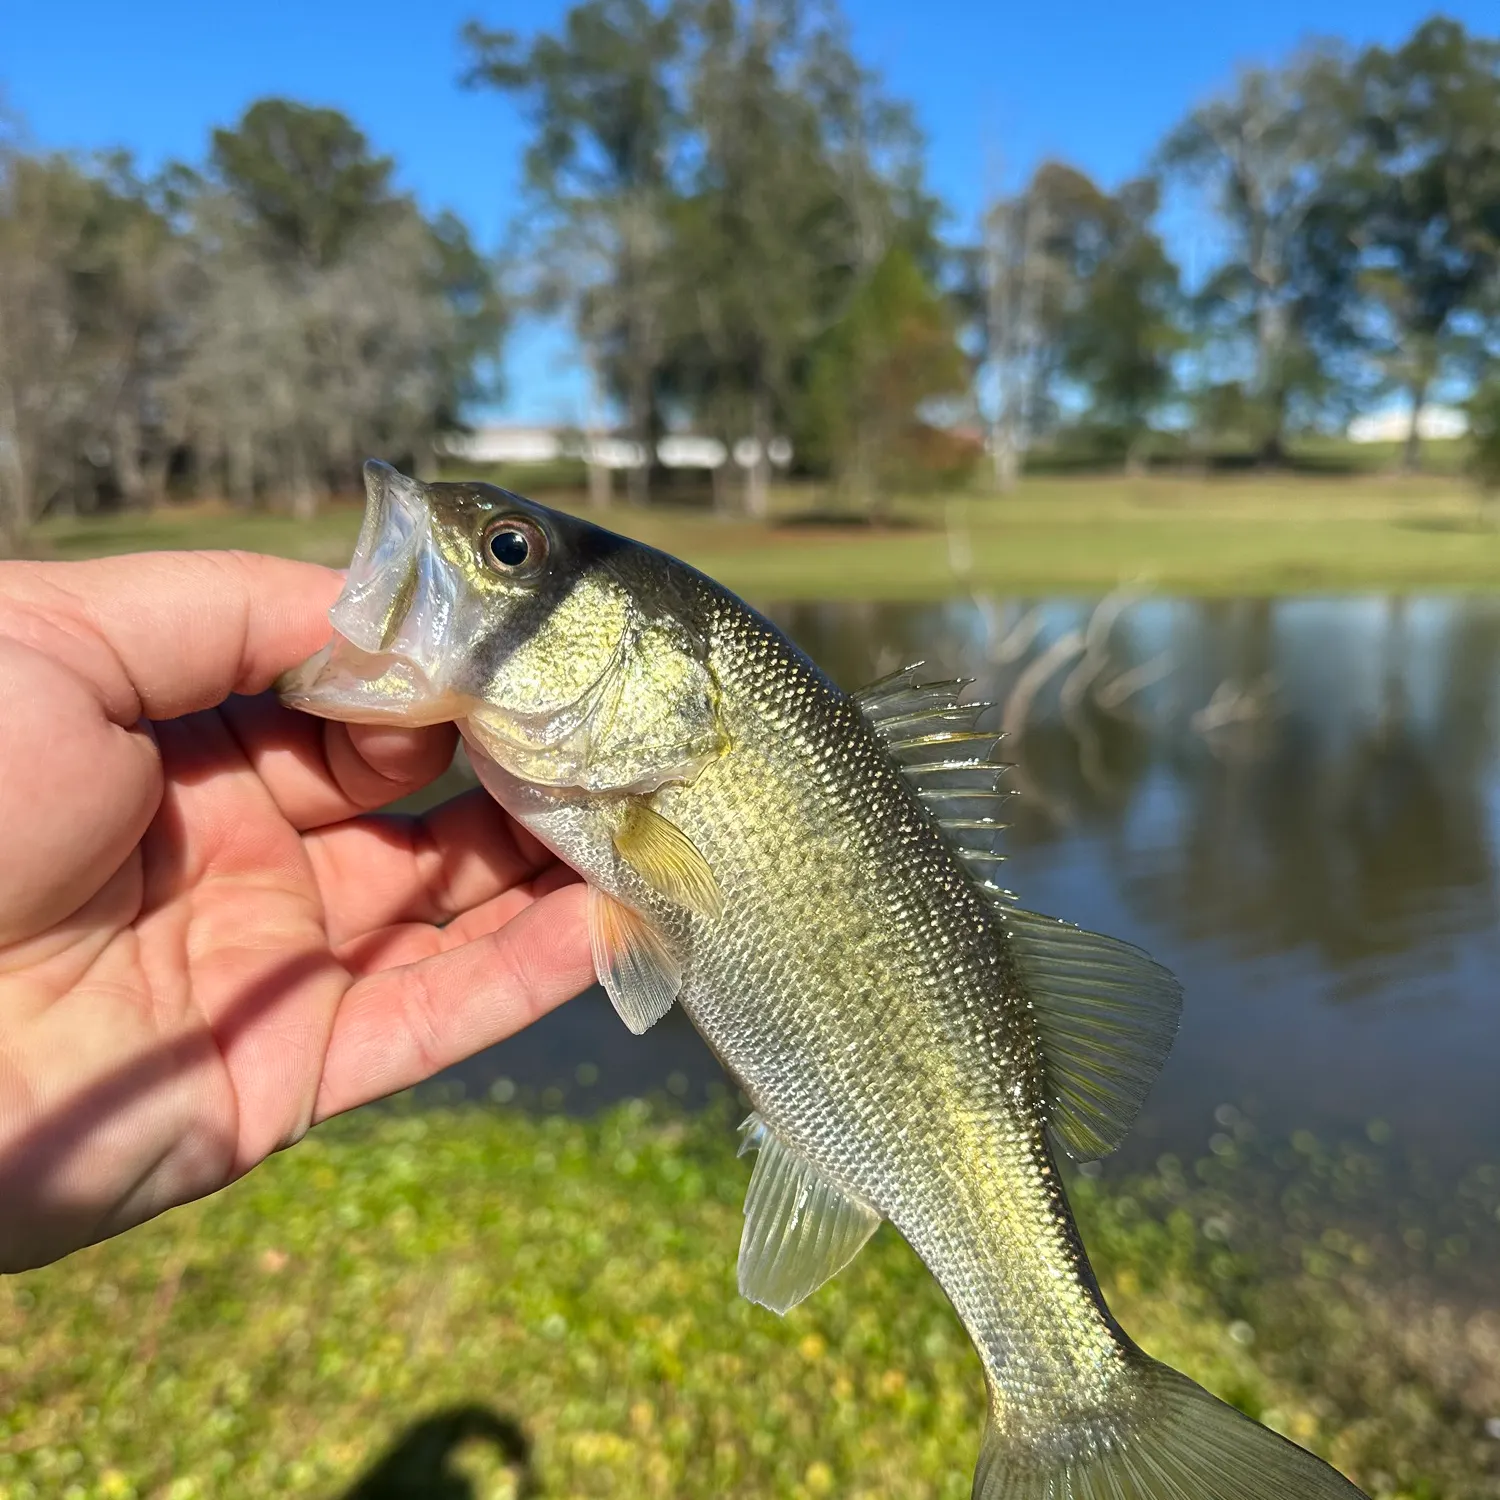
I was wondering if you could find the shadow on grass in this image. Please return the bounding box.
[1394,514,1494,534]
[339,1405,536,1498]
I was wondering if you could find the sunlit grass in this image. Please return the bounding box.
[29,471,1500,599]
[1,1102,1493,1499]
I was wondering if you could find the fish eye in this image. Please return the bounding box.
[483,519,546,575]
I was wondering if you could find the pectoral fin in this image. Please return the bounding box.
[736,1115,881,1314]
[612,800,722,919]
[587,889,682,1034]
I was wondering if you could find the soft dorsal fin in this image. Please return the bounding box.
[587,889,682,1034]
[736,1115,881,1314]
[1001,906,1183,1160]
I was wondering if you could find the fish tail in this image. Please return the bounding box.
[973,1357,1366,1500]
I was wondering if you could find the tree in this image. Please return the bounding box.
[0,147,125,544]
[974,161,1098,489]
[1160,44,1357,463]
[1042,169,1183,469]
[74,156,195,511]
[670,0,931,516]
[0,97,501,544]
[210,99,396,270]
[972,162,1181,482]
[179,100,503,518]
[464,1,684,505]
[1469,375,1500,526]
[803,244,968,513]
[1342,19,1500,470]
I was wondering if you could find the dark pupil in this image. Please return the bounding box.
[489,528,530,567]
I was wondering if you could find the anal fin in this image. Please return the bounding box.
[737,1114,880,1314]
[588,889,682,1034]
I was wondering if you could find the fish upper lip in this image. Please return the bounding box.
[328,468,426,657]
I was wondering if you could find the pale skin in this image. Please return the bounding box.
[0,550,593,1273]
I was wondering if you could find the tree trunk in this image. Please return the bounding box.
[710,453,732,516]
[626,356,652,507]
[744,387,771,522]
[0,390,31,553]
[1255,288,1289,467]
[1402,379,1428,474]
[227,429,257,511]
[992,429,1021,492]
[586,454,612,511]
[1257,424,1287,468]
[140,447,172,509]
[111,406,148,510]
[0,454,28,558]
[288,441,322,522]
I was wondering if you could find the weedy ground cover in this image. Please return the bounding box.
[1,1102,1494,1500]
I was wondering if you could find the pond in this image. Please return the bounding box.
[425,593,1500,1200]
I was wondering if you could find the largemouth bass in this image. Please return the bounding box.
[280,461,1366,1500]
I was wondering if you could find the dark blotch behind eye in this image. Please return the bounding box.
[488,528,530,568]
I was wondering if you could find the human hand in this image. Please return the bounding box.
[0,551,592,1271]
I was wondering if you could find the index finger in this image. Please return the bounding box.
[0,551,343,726]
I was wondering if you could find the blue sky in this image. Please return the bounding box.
[3,1,1494,421]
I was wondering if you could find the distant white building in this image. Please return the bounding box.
[440,424,790,471]
[441,426,564,464]
[1347,405,1468,443]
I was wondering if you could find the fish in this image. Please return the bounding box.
[278,460,1368,1500]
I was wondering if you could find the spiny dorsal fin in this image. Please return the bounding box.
[587,889,682,1034]
[855,664,1013,879]
[612,799,722,919]
[736,1115,881,1314]
[1001,906,1182,1161]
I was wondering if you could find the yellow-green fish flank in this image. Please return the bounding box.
[279,461,1368,1500]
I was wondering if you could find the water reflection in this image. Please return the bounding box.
[436,594,1500,1176]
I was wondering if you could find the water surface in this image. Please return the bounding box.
[431,593,1500,1183]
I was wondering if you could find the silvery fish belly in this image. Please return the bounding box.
[279,461,1368,1500]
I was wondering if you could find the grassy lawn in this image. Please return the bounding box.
[28,472,1500,599]
[0,1102,1492,1500]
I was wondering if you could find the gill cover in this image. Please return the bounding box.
[465,611,727,795]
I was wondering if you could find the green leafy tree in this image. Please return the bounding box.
[1042,169,1183,469]
[1160,45,1359,463]
[803,245,968,514]
[1342,19,1500,470]
[188,99,503,517]
[464,1,684,504]
[671,0,931,516]
[210,99,396,270]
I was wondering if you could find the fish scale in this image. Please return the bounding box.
[279,460,1370,1500]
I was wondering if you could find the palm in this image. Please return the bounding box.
[0,553,590,1271]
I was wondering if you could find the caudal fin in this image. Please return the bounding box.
[974,1360,1366,1500]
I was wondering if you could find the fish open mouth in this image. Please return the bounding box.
[276,460,472,726]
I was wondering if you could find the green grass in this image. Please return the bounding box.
[2,1102,1494,1500]
[28,471,1500,599]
